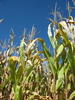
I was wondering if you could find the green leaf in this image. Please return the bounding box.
[68,44,75,75]
[67,83,71,90]
[64,63,69,75]
[26,95,35,100]
[56,44,64,57]
[58,22,75,75]
[26,38,57,75]
[56,78,62,90]
[0,76,10,89]
[37,38,57,75]
[68,91,75,100]
[16,66,23,83]
[56,67,64,90]
[14,85,22,100]
[8,57,16,84]
[24,65,35,81]
[58,23,70,45]
[58,67,64,79]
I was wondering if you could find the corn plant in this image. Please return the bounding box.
[1,1,75,100]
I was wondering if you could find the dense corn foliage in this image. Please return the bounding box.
[1,2,75,100]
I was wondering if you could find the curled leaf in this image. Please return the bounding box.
[8,56,19,62]
[59,21,69,31]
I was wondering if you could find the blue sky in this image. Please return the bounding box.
[0,0,74,47]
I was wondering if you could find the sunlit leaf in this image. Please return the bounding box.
[8,57,17,84]
[56,44,64,57]
[56,67,64,90]
[20,38,25,69]
[37,38,57,75]
[14,85,22,100]
[27,60,33,66]
[58,23,70,45]
[58,67,64,79]
[8,56,19,62]
[47,24,55,48]
[26,39,37,54]
[59,21,69,31]
[56,78,62,90]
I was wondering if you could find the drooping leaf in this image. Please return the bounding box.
[26,38,57,75]
[58,23,70,45]
[37,38,57,75]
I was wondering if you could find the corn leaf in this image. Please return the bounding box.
[20,38,25,70]
[26,38,57,75]
[16,66,23,83]
[56,78,62,90]
[0,76,10,89]
[68,91,75,100]
[37,38,57,75]
[14,85,22,100]
[59,21,69,31]
[58,23,70,45]
[47,24,55,48]
[56,67,64,90]
[58,23,75,75]
[58,67,64,79]
[68,44,75,75]
[24,65,35,81]
[56,44,64,57]
[8,57,16,84]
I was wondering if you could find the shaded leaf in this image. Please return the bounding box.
[68,91,75,100]
[16,66,23,83]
